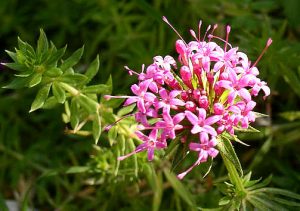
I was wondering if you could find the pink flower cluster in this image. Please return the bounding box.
[105,17,271,179]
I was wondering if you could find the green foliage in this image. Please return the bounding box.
[0,0,300,210]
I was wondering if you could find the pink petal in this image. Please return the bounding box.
[169,90,182,98]
[185,110,199,125]
[173,113,185,124]
[238,88,251,102]
[144,92,156,102]
[147,148,154,161]
[149,129,158,140]
[191,125,202,134]
[204,115,222,125]
[208,148,219,158]
[189,143,201,151]
[200,132,209,143]
[123,97,138,106]
[202,125,217,136]
[137,99,146,113]
[198,108,207,121]
[170,98,185,106]
[159,88,168,99]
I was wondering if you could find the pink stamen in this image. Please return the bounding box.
[190,29,198,41]
[207,34,232,49]
[203,25,211,41]
[104,113,135,131]
[252,38,272,68]
[224,25,231,51]
[208,24,218,41]
[198,20,202,41]
[162,16,187,45]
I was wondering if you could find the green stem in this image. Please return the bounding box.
[59,82,80,96]
[220,151,246,194]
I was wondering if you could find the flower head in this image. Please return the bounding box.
[106,17,271,179]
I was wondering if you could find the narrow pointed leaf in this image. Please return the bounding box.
[218,136,243,176]
[37,29,49,56]
[44,67,63,77]
[70,99,79,129]
[2,77,30,89]
[30,84,52,112]
[82,84,111,94]
[92,113,101,144]
[46,45,67,66]
[59,73,88,86]
[29,73,42,87]
[60,46,84,72]
[85,55,100,83]
[2,62,27,72]
[163,169,196,207]
[52,82,66,103]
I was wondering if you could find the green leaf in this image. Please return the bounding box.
[17,37,35,58]
[42,96,59,109]
[218,136,243,177]
[2,62,27,72]
[70,99,80,129]
[65,166,90,174]
[77,95,98,114]
[85,55,100,83]
[234,125,260,133]
[247,175,272,191]
[163,169,196,207]
[252,188,300,200]
[44,67,63,77]
[37,29,49,56]
[248,194,288,211]
[60,46,84,72]
[117,104,136,116]
[5,50,17,62]
[52,82,66,103]
[46,45,67,66]
[218,196,231,206]
[92,113,101,144]
[59,73,88,86]
[30,84,52,112]
[2,77,30,89]
[28,73,42,87]
[82,84,111,94]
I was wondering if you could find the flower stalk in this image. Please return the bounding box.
[220,150,246,196]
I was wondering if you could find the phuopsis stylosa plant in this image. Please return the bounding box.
[2,18,300,210]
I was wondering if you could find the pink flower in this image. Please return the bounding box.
[118,129,166,161]
[185,109,221,137]
[177,137,218,179]
[107,17,272,179]
[155,88,185,111]
[156,108,185,139]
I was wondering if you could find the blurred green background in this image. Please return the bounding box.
[1,0,300,210]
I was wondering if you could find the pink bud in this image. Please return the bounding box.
[185,101,196,112]
[199,96,208,109]
[213,103,224,115]
[175,40,186,55]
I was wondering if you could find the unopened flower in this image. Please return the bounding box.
[105,17,272,179]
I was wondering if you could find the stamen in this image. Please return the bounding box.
[208,35,232,49]
[208,24,218,41]
[224,25,231,51]
[104,113,135,131]
[162,16,187,45]
[198,20,202,41]
[124,66,140,76]
[252,38,272,68]
[190,29,198,41]
[203,25,211,41]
